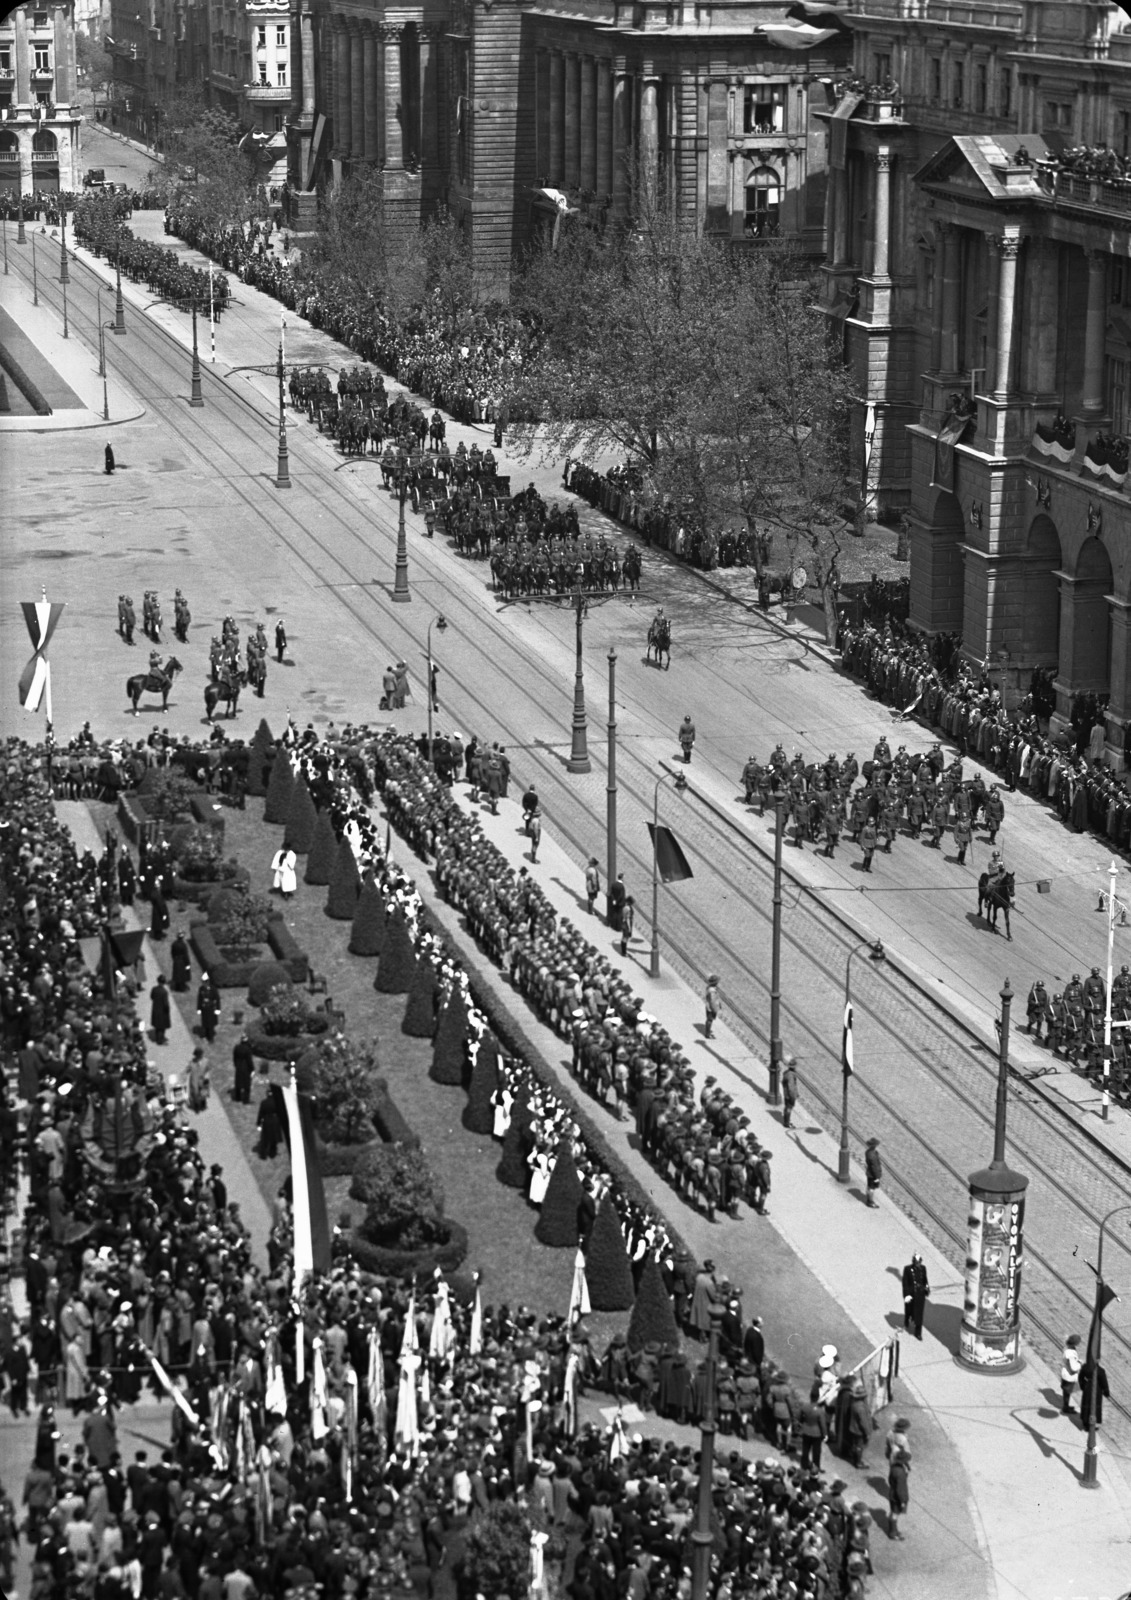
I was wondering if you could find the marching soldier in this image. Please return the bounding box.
[1084,966,1107,1016]
[1064,973,1085,1011]
[984,784,1005,843]
[1026,979,1049,1040]
[741,756,761,806]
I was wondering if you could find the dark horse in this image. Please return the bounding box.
[977,870,1015,939]
[646,617,671,669]
[126,657,183,715]
[204,666,248,722]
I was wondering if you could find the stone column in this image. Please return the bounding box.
[930,226,947,369]
[17,128,33,198]
[420,26,439,178]
[383,24,403,169]
[984,235,1001,394]
[611,66,629,214]
[1028,239,1060,396]
[872,146,892,279]
[361,27,377,161]
[301,7,315,117]
[1082,248,1108,414]
[940,222,961,373]
[993,231,1021,398]
[580,56,596,192]
[535,48,550,181]
[333,21,350,156]
[564,52,580,187]
[350,22,364,161]
[596,58,612,196]
[640,73,660,202]
[549,50,564,186]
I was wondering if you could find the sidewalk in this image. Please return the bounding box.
[408,774,1131,1600]
[55,803,272,1269]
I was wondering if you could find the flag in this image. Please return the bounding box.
[1087,1281,1118,1367]
[19,595,64,713]
[275,1073,332,1280]
[428,1274,456,1365]
[842,1001,854,1077]
[264,1332,287,1416]
[647,822,694,883]
[469,1282,483,1356]
[394,1349,420,1455]
[311,1337,329,1441]
[607,1408,628,1463]
[148,1353,198,1426]
[343,1367,358,1500]
[568,1246,591,1324]
[367,1325,386,1433]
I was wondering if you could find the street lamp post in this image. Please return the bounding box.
[17,191,25,246]
[768,795,786,1104]
[58,200,69,284]
[97,287,105,376]
[190,301,204,407]
[392,457,411,601]
[425,614,447,765]
[837,937,886,1183]
[606,648,618,923]
[114,242,126,333]
[1082,1205,1131,1486]
[275,331,291,488]
[650,767,688,978]
[60,262,68,338]
[3,215,8,276]
[99,320,111,422]
[567,583,591,774]
[31,229,38,305]
[690,1303,724,1600]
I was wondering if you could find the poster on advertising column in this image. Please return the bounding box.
[959,1190,1026,1370]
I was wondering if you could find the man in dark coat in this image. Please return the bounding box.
[150,975,171,1045]
[232,1033,255,1104]
[170,933,192,992]
[901,1253,930,1339]
[149,885,169,941]
[118,852,136,906]
[865,1138,882,1206]
[743,1315,765,1370]
[1081,1360,1111,1427]
[608,874,626,933]
[275,619,287,663]
[256,1092,281,1159]
[197,975,219,1043]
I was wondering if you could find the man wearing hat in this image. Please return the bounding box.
[864,1138,882,1207]
[885,1418,911,1539]
[901,1252,930,1339]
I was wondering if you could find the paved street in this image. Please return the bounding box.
[8,173,1131,1596]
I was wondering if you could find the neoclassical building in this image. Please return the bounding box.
[0,1,82,194]
[823,0,1131,760]
[283,0,852,278]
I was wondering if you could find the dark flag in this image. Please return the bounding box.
[842,1001,854,1077]
[1087,1281,1118,1367]
[647,822,693,883]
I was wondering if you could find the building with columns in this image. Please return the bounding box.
[0,2,82,194]
[283,0,851,283]
[823,0,1131,761]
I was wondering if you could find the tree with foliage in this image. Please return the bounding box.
[284,778,318,855]
[626,1254,681,1353]
[462,1036,498,1133]
[76,25,113,100]
[246,721,273,796]
[159,83,250,192]
[304,809,338,885]
[298,1034,383,1145]
[402,957,439,1038]
[263,748,295,825]
[458,1501,533,1600]
[325,839,361,920]
[247,964,293,1008]
[585,1193,635,1311]
[209,889,274,961]
[350,1142,448,1248]
[137,767,201,821]
[429,988,468,1087]
[374,909,416,994]
[348,880,387,957]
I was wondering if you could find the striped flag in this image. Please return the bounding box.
[275,1071,331,1280]
[19,595,64,713]
[842,1001,854,1078]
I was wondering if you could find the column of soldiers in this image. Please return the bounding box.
[737,735,1007,862]
[209,618,270,695]
[1026,966,1131,1079]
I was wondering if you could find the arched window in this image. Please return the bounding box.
[745,165,780,238]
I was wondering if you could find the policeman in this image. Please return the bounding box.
[741,756,761,805]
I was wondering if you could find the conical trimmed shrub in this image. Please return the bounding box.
[348,880,387,956]
[430,989,468,1086]
[284,777,318,855]
[534,1139,585,1247]
[374,909,417,994]
[496,1091,532,1188]
[246,719,274,797]
[626,1255,681,1353]
[585,1194,636,1311]
[325,838,361,920]
[305,809,338,886]
[462,1036,498,1133]
[264,747,295,824]
[402,959,439,1038]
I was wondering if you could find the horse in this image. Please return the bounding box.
[204,667,248,722]
[126,656,183,715]
[977,870,1015,939]
[646,617,671,669]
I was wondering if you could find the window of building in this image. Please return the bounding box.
[953,59,965,109]
[276,24,286,48]
[930,57,942,104]
[976,62,988,113]
[0,49,10,74]
[1119,109,1131,158]
[744,165,781,237]
[274,111,284,132]
[1107,356,1127,434]
[276,63,286,86]
[33,12,48,28]
[743,84,785,135]
[1044,100,1073,131]
[873,52,891,83]
[36,91,48,105]
[257,25,266,47]
[33,46,50,73]
[258,66,268,84]
[999,67,1012,117]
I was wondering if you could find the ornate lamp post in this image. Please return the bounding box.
[275,322,291,488]
[190,301,204,407]
[838,938,885,1183]
[690,1303,724,1600]
[649,767,688,978]
[58,198,69,284]
[567,582,591,773]
[114,240,126,333]
[392,455,411,601]
[17,190,25,245]
[425,614,447,764]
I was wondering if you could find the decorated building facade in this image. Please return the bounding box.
[0,1,82,194]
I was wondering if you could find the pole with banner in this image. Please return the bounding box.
[20,588,65,773]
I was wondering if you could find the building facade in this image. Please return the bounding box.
[0,2,82,194]
[825,0,1131,762]
[283,0,851,283]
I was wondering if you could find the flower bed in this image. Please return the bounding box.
[188,916,310,988]
[346,1219,469,1277]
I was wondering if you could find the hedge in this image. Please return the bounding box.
[346,1218,469,1278]
[429,989,468,1086]
[264,748,295,825]
[534,1139,586,1248]
[585,1193,636,1311]
[462,1036,498,1134]
[373,1084,420,1148]
[246,720,273,796]
[284,778,318,856]
[188,916,309,988]
[325,838,361,920]
[170,865,249,903]
[244,1017,330,1061]
[626,1254,682,1352]
[348,881,387,957]
[316,1132,384,1178]
[268,919,310,984]
[247,963,293,1007]
[402,959,439,1038]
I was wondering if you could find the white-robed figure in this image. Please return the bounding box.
[528,1141,553,1207]
[395,1290,421,1455]
[492,1081,513,1139]
[271,846,297,897]
[428,1270,456,1367]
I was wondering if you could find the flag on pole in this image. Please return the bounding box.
[647,822,694,883]
[367,1325,386,1433]
[842,1001,854,1078]
[275,1072,332,1278]
[1087,1281,1118,1367]
[148,1353,198,1426]
[568,1246,591,1324]
[343,1367,359,1500]
[311,1336,330,1441]
[264,1332,287,1416]
[607,1408,629,1463]
[469,1279,483,1355]
[428,1273,456,1365]
[19,595,64,712]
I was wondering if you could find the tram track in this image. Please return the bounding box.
[24,245,1131,1441]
